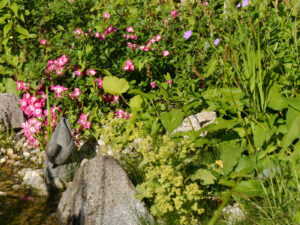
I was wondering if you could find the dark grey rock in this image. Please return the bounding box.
[44,117,78,189]
[46,117,75,165]
[0,93,25,129]
[58,155,153,225]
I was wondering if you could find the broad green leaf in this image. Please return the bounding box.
[3,78,18,95]
[10,3,18,17]
[293,211,300,223]
[267,84,288,111]
[253,124,266,148]
[0,14,10,24]
[0,0,9,9]
[190,169,216,185]
[3,22,12,38]
[129,95,143,112]
[103,76,129,95]
[160,109,184,133]
[282,107,300,149]
[86,44,93,55]
[220,144,243,175]
[233,180,264,198]
[204,58,218,78]
[15,26,29,37]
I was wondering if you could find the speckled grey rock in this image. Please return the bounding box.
[0,93,25,129]
[222,203,246,225]
[22,169,49,197]
[58,155,153,225]
[172,111,217,137]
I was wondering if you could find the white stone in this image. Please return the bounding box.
[0,191,7,196]
[0,157,7,164]
[31,148,40,154]
[23,151,30,160]
[6,148,13,156]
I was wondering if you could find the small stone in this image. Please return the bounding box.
[12,184,20,190]
[7,148,13,156]
[0,191,7,196]
[15,136,26,151]
[10,154,19,160]
[0,148,6,154]
[23,152,30,160]
[18,168,31,178]
[0,157,7,164]
[30,156,37,162]
[31,148,40,155]
[14,161,20,167]
[6,159,15,166]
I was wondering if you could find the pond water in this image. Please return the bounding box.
[0,165,59,225]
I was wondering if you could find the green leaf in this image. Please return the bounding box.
[220,144,243,175]
[86,44,93,55]
[204,58,218,78]
[160,109,184,133]
[0,0,9,9]
[0,14,10,24]
[15,26,29,37]
[190,169,216,185]
[102,69,112,76]
[129,95,143,112]
[253,124,266,148]
[293,211,300,223]
[3,78,18,95]
[3,22,12,38]
[282,107,300,149]
[103,76,129,95]
[10,3,18,17]
[267,84,288,111]
[233,180,264,198]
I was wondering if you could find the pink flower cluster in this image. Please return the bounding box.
[123,27,137,40]
[105,25,118,35]
[127,42,136,50]
[69,88,81,99]
[20,90,62,147]
[115,109,132,120]
[139,35,161,52]
[74,28,83,38]
[94,32,106,40]
[94,78,103,89]
[17,81,30,91]
[171,10,179,19]
[123,59,135,71]
[46,55,69,76]
[103,94,119,105]
[21,118,42,147]
[20,93,46,118]
[50,84,68,98]
[78,113,91,129]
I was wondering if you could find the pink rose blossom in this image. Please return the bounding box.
[163,50,170,57]
[167,80,172,85]
[150,82,156,89]
[94,78,103,89]
[87,69,96,76]
[103,12,110,19]
[40,39,47,45]
[126,26,134,33]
